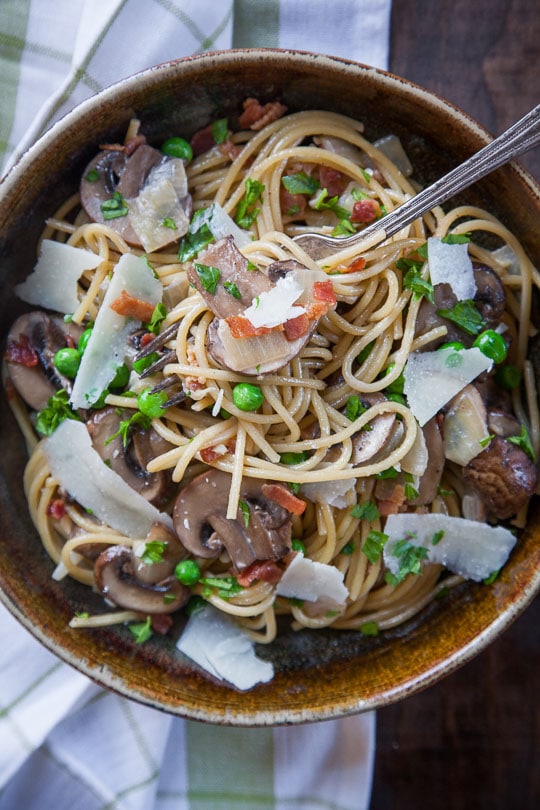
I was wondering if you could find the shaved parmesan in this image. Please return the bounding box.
[70,253,162,408]
[383,512,516,582]
[193,202,252,248]
[128,158,190,253]
[403,347,492,426]
[15,239,102,314]
[177,604,274,690]
[243,271,306,329]
[301,465,356,509]
[42,419,173,537]
[276,552,349,607]
[427,237,476,300]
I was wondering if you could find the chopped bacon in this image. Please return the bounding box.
[140,331,155,347]
[124,134,147,156]
[190,124,217,157]
[225,315,274,339]
[237,560,283,588]
[218,139,242,161]
[47,498,66,520]
[200,440,236,464]
[283,312,310,341]
[280,184,307,218]
[110,290,155,322]
[4,334,39,367]
[306,301,331,320]
[151,614,173,635]
[239,97,287,131]
[376,484,406,516]
[261,483,306,516]
[318,165,347,197]
[351,199,381,224]
[312,280,336,305]
[342,256,367,274]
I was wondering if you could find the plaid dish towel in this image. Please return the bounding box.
[0,1,391,807]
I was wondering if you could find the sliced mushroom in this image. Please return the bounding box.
[173,468,292,571]
[443,384,489,466]
[194,237,331,375]
[4,311,82,410]
[472,263,506,326]
[351,394,397,465]
[412,417,445,505]
[94,545,190,613]
[86,407,174,506]
[80,143,192,252]
[462,435,537,519]
[132,522,185,585]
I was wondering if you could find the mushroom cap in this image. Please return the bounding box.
[94,544,190,613]
[173,468,292,571]
[5,311,82,411]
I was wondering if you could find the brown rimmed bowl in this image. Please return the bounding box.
[1,48,539,726]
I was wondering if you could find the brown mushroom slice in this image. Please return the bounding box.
[86,407,173,506]
[188,236,273,318]
[80,144,191,251]
[4,311,83,411]
[412,417,445,506]
[132,522,185,585]
[173,469,292,571]
[462,435,537,519]
[472,263,506,326]
[94,545,190,613]
[351,394,397,465]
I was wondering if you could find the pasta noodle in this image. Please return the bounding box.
[4,102,539,655]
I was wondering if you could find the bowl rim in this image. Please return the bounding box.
[1,47,539,725]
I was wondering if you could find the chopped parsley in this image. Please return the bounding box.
[508,425,537,461]
[85,168,100,182]
[35,389,82,436]
[235,178,265,229]
[141,540,168,565]
[360,621,379,637]
[345,395,367,421]
[281,171,320,195]
[340,541,356,555]
[362,530,388,564]
[162,217,177,230]
[385,536,429,586]
[442,232,471,244]
[402,266,434,302]
[178,221,214,262]
[211,117,229,145]
[224,280,242,299]
[105,410,152,447]
[279,451,310,465]
[376,466,399,480]
[432,530,445,546]
[193,262,221,294]
[351,500,380,523]
[437,299,486,336]
[199,576,242,599]
[311,188,350,220]
[145,301,167,334]
[129,616,153,644]
[238,499,250,527]
[403,472,419,501]
[133,351,160,375]
[100,191,129,220]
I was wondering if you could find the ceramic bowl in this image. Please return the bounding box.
[1,49,539,726]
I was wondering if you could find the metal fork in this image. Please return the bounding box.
[292,103,540,260]
[135,104,540,395]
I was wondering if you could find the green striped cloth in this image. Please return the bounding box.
[0,1,391,807]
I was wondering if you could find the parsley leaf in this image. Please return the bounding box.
[100,191,129,220]
[360,620,379,637]
[145,302,167,334]
[129,616,153,644]
[442,232,471,244]
[35,389,82,436]
[437,299,486,336]
[235,178,265,229]
[403,266,434,302]
[141,540,168,565]
[362,530,388,564]
[193,262,221,294]
[281,171,320,195]
[211,117,229,144]
[385,536,429,585]
[238,499,250,527]
[508,425,537,461]
[351,501,380,523]
[224,280,242,299]
[105,410,152,448]
[311,188,350,220]
[178,221,214,262]
[199,576,242,599]
[345,395,367,421]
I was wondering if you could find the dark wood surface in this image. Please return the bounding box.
[369,3,540,808]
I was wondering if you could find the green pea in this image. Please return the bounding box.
[495,364,521,390]
[161,136,193,162]
[54,347,81,378]
[175,559,201,586]
[109,363,130,390]
[472,329,508,364]
[232,382,264,411]
[291,538,306,554]
[438,341,465,351]
[137,388,167,418]
[78,328,93,354]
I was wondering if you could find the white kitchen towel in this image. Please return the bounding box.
[0,0,391,807]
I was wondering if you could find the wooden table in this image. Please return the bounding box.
[370,3,540,808]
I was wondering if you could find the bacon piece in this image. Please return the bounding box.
[376,484,406,516]
[151,613,174,635]
[342,257,367,274]
[261,483,306,516]
[283,312,310,341]
[280,185,307,218]
[237,560,283,588]
[219,140,242,161]
[124,134,147,156]
[4,334,39,367]
[312,280,336,305]
[47,498,66,520]
[190,124,216,157]
[239,97,287,131]
[318,165,347,197]
[200,440,236,464]
[225,315,274,339]
[351,199,381,224]
[140,331,155,348]
[110,290,155,322]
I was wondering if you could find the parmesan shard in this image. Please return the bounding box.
[383,512,516,582]
[15,239,102,314]
[427,237,477,301]
[275,552,349,607]
[42,419,174,537]
[70,253,162,408]
[243,271,306,329]
[403,347,493,426]
[192,202,252,248]
[177,604,274,690]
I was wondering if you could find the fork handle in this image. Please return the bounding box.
[328,103,540,249]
